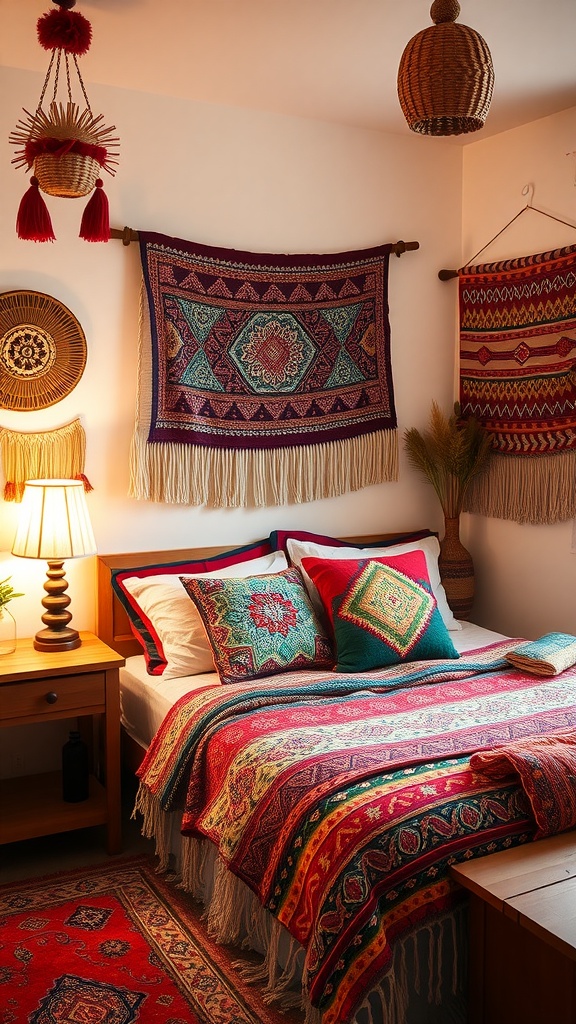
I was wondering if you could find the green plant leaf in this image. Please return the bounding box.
[0,576,24,605]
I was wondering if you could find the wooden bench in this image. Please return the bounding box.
[451,831,576,1024]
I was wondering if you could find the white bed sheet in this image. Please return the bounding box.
[119,620,509,750]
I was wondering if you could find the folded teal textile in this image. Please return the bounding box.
[506,632,576,677]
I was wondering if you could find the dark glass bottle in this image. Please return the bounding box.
[62,730,89,802]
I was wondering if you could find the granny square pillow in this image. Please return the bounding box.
[181,567,334,685]
[302,549,459,672]
[286,533,461,632]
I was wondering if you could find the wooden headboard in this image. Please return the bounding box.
[96,533,423,658]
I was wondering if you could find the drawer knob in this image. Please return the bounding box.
[45,691,58,704]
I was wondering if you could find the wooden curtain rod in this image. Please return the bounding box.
[110,227,419,258]
[110,227,140,245]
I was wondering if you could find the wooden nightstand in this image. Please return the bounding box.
[0,632,125,854]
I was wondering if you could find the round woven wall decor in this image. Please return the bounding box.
[0,290,87,410]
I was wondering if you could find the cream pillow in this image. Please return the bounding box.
[122,550,289,679]
[286,535,461,631]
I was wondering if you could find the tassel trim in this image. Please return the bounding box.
[79,179,110,242]
[16,176,55,242]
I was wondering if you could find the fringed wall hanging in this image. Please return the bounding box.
[0,290,87,410]
[9,0,119,242]
[132,231,403,508]
[459,245,576,525]
[0,418,92,502]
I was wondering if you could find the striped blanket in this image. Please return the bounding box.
[136,641,576,1024]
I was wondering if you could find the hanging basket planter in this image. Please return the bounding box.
[35,152,99,197]
[9,3,119,241]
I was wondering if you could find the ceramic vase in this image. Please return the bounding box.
[438,516,474,621]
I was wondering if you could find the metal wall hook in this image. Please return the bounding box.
[439,185,576,280]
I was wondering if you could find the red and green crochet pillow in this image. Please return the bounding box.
[302,549,459,672]
[180,567,334,685]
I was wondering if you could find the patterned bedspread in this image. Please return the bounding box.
[136,641,576,1024]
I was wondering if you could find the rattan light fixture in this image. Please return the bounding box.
[397,0,494,137]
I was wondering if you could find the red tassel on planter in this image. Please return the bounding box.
[79,178,109,242]
[74,473,93,492]
[16,176,55,241]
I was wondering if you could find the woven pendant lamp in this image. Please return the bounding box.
[397,0,494,136]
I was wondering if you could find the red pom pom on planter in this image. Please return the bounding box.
[37,8,92,55]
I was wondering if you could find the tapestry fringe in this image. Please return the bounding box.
[0,417,92,501]
[129,428,398,508]
[463,451,576,525]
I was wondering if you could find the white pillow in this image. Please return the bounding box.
[122,550,289,679]
[286,535,461,631]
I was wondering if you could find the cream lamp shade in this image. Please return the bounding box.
[12,478,96,651]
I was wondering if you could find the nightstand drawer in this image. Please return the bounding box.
[0,672,106,721]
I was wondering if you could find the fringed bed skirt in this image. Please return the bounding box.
[136,793,467,1024]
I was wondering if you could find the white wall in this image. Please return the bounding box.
[461,107,576,638]
[0,66,463,640]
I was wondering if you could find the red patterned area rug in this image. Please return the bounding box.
[0,855,300,1024]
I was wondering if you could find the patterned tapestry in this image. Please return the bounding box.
[131,232,398,507]
[459,244,576,524]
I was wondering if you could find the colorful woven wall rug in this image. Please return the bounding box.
[9,0,119,242]
[133,232,399,507]
[0,856,296,1024]
[459,244,576,524]
[0,290,87,410]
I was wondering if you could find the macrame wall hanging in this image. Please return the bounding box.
[9,0,119,242]
[0,418,92,501]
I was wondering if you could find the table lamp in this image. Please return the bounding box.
[12,478,96,652]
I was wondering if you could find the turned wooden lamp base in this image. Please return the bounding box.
[33,558,82,653]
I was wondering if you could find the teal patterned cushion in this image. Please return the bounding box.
[180,567,334,684]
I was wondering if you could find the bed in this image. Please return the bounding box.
[96,529,576,1024]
